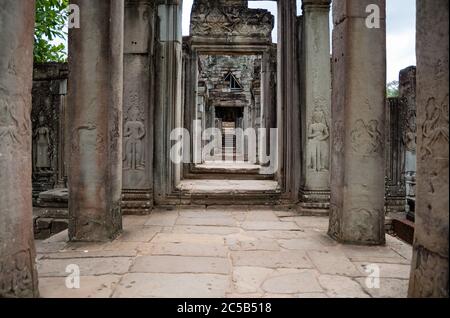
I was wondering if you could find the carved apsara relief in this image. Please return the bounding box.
[307,107,329,172]
[403,105,417,153]
[123,105,146,171]
[0,98,20,151]
[351,119,383,156]
[421,95,449,160]
[33,114,51,170]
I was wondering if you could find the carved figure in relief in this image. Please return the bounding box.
[351,119,382,155]
[328,204,340,239]
[404,112,417,152]
[367,120,383,154]
[422,96,449,159]
[34,115,51,170]
[0,98,20,147]
[191,0,273,37]
[123,106,146,171]
[307,108,329,172]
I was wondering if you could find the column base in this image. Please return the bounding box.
[328,235,387,247]
[121,189,153,215]
[299,188,330,215]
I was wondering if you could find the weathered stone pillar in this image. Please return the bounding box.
[300,0,332,211]
[153,0,182,204]
[385,97,406,214]
[398,66,417,219]
[68,0,124,241]
[0,0,39,297]
[260,47,277,167]
[409,0,449,298]
[328,0,386,245]
[121,0,155,215]
[277,0,299,198]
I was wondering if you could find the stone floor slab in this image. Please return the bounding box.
[147,242,229,258]
[318,275,370,298]
[308,251,361,277]
[118,227,162,242]
[241,221,299,231]
[243,211,280,222]
[131,256,230,274]
[151,233,225,245]
[113,273,230,298]
[262,270,323,294]
[176,216,237,227]
[37,257,133,277]
[356,278,409,298]
[231,251,313,269]
[122,215,150,229]
[232,267,274,293]
[39,275,121,298]
[278,238,328,251]
[144,211,179,227]
[354,262,411,279]
[172,225,241,235]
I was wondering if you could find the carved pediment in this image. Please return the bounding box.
[190,0,274,39]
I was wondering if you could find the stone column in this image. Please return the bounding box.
[300,0,332,211]
[385,96,406,214]
[68,0,124,241]
[277,0,299,198]
[121,0,154,215]
[153,0,183,204]
[328,0,386,245]
[0,0,39,297]
[409,0,449,298]
[398,66,417,220]
[260,47,277,166]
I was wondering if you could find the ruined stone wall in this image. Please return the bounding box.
[31,63,68,199]
[385,66,417,217]
[198,54,260,112]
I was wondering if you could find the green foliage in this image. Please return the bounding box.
[387,80,400,98]
[34,0,69,63]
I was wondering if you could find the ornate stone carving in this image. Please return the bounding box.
[351,119,383,156]
[307,108,329,172]
[34,115,51,170]
[0,97,20,150]
[404,109,417,153]
[410,245,449,297]
[0,250,37,298]
[328,204,341,240]
[421,95,449,160]
[190,0,274,39]
[123,106,146,171]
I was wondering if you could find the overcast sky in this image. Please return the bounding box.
[182,0,416,82]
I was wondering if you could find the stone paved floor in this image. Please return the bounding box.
[36,207,412,298]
